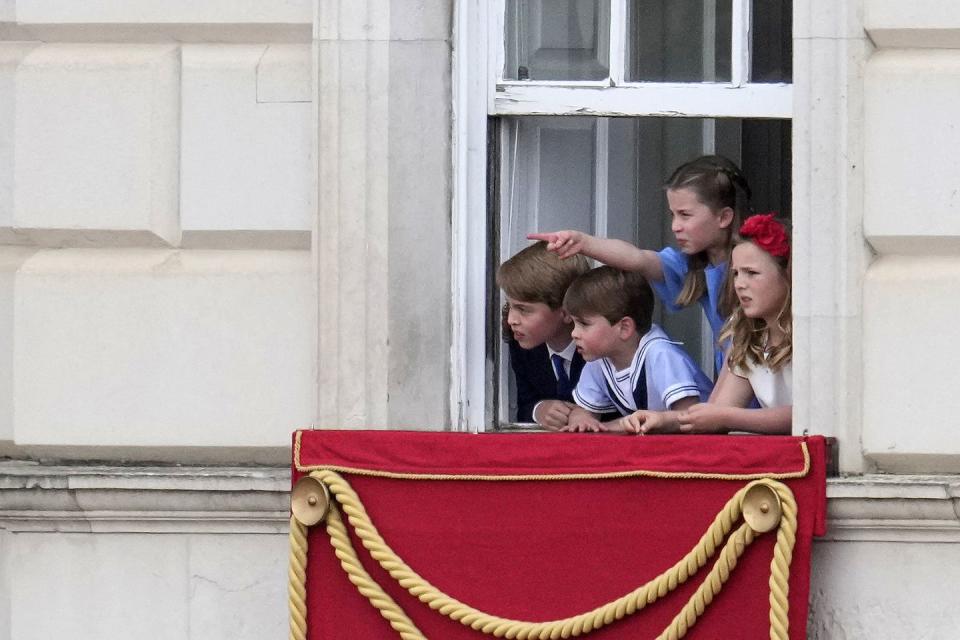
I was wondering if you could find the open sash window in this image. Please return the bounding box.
[454,0,793,429]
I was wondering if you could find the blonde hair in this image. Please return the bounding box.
[497,241,590,310]
[720,242,792,374]
[664,155,753,317]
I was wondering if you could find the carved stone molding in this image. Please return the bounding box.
[0,462,290,533]
[825,474,960,542]
[3,463,957,543]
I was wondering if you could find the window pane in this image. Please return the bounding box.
[504,0,611,81]
[627,0,732,83]
[752,0,793,82]
[495,115,791,424]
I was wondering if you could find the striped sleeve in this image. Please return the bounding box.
[644,342,713,411]
[572,360,617,413]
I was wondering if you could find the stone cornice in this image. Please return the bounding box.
[826,474,960,542]
[2,464,958,541]
[0,462,290,533]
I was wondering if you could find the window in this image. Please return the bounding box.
[453,0,793,430]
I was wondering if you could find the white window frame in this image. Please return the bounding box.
[452,0,792,432]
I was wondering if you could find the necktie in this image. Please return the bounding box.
[552,354,573,400]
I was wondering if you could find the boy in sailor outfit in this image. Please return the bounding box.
[562,266,713,433]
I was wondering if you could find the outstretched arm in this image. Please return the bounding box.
[528,231,664,283]
[679,373,790,435]
[678,404,791,435]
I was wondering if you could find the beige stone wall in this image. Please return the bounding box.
[0,0,454,460]
[798,1,960,636]
[0,8,319,460]
[861,1,960,472]
[4,1,960,638]
[314,1,452,430]
[1,2,453,636]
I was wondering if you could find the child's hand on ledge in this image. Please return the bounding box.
[620,410,680,435]
[560,407,606,433]
[533,400,573,430]
[677,404,730,434]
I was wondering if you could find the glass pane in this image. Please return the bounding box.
[752,0,793,82]
[504,0,610,81]
[495,115,792,423]
[740,119,792,217]
[627,0,732,83]
[500,117,600,256]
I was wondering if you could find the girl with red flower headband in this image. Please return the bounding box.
[622,214,792,435]
[671,214,792,434]
[530,155,754,377]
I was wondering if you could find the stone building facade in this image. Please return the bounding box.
[1,1,959,638]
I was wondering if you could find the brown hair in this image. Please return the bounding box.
[720,232,792,374]
[664,155,753,317]
[497,241,590,310]
[563,266,654,336]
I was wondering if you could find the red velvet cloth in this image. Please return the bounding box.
[294,431,827,639]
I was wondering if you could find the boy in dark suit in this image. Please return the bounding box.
[497,242,591,428]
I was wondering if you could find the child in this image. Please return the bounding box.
[623,214,792,435]
[530,155,753,376]
[561,266,713,432]
[496,241,591,427]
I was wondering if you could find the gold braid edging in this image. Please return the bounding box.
[288,516,308,640]
[288,473,799,639]
[769,485,797,639]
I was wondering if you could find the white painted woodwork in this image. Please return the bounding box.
[731,0,751,86]
[452,0,491,431]
[493,82,792,118]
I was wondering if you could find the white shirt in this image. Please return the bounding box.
[546,340,576,378]
[732,359,792,408]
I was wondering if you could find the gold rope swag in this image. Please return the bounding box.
[289,472,798,640]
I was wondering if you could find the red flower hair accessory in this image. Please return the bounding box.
[739,213,790,258]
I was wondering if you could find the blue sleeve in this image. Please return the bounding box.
[650,247,688,313]
[572,361,617,414]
